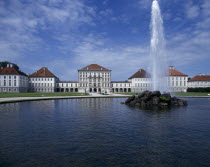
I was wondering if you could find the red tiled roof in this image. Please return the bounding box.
[189,75,210,82]
[168,69,188,76]
[0,67,28,76]
[29,67,57,78]
[129,69,150,79]
[80,64,110,70]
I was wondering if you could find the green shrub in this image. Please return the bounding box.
[187,87,210,92]
[160,95,171,102]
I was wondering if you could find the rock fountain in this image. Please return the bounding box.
[124,0,187,108]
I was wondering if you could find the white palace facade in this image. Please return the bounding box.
[0,63,204,93]
[188,74,210,88]
[0,64,28,93]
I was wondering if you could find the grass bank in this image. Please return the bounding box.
[116,92,210,97]
[175,92,210,97]
[0,92,89,98]
[116,93,137,95]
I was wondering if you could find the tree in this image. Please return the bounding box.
[0,61,19,70]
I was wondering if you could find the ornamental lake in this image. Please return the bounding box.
[0,98,210,167]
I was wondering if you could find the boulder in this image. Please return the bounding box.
[125,95,135,104]
[146,100,153,107]
[135,103,141,107]
[138,92,145,99]
[129,100,137,106]
[171,96,178,101]
[160,102,168,106]
[177,99,187,106]
[124,90,187,109]
[141,101,146,107]
[152,96,160,105]
[151,91,161,97]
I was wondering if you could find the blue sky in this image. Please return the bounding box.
[0,0,210,80]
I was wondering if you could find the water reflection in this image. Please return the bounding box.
[0,98,210,167]
[0,102,20,113]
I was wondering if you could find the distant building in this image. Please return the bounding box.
[111,81,132,93]
[56,81,79,92]
[120,66,188,93]
[78,64,111,93]
[188,74,210,88]
[168,66,188,92]
[29,67,58,92]
[128,69,152,92]
[0,63,190,93]
[0,64,28,93]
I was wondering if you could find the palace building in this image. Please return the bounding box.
[111,81,132,93]
[56,81,79,93]
[167,66,188,92]
[0,63,192,93]
[128,69,152,92]
[29,67,59,92]
[188,74,210,88]
[78,64,111,93]
[112,66,188,93]
[0,64,28,93]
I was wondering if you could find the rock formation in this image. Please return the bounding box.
[123,90,187,108]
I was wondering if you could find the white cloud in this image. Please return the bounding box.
[185,2,200,19]
[1,0,210,80]
[138,0,152,9]
[71,34,150,80]
[0,0,96,62]
[167,26,210,68]
[201,0,210,17]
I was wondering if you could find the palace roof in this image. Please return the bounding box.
[29,67,58,78]
[79,64,110,71]
[128,69,150,79]
[168,69,188,76]
[188,75,210,82]
[0,67,28,76]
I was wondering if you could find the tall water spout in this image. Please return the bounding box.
[150,0,169,92]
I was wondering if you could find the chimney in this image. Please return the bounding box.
[10,64,13,68]
[169,66,174,70]
[7,64,10,68]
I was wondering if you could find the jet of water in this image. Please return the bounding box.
[150,0,169,93]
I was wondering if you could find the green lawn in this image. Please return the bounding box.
[116,93,138,95]
[116,92,210,97]
[0,92,89,98]
[175,92,210,96]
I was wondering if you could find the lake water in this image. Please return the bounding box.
[0,98,210,167]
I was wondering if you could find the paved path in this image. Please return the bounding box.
[0,93,130,104]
